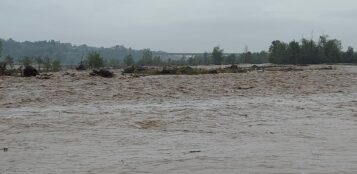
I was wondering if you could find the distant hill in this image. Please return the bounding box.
[0,38,168,64]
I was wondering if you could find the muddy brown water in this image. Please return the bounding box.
[0,65,357,173]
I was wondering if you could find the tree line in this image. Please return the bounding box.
[117,35,357,67]
[1,35,356,69]
[269,35,356,64]
[0,38,166,64]
[86,47,269,67]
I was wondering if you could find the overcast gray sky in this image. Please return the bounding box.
[1,0,357,52]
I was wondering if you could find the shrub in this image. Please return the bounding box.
[52,59,61,72]
[87,52,104,69]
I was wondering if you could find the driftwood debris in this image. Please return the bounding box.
[90,69,114,78]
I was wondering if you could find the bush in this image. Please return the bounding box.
[123,65,148,74]
[87,52,104,69]
[90,69,114,78]
[76,63,86,71]
[52,59,61,72]
[23,66,38,77]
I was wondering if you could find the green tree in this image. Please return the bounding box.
[123,54,135,66]
[87,52,104,69]
[268,35,348,64]
[35,57,44,71]
[187,56,199,66]
[225,54,237,64]
[166,58,173,65]
[212,46,224,65]
[138,49,153,65]
[242,45,254,64]
[43,57,52,72]
[252,51,269,64]
[300,39,318,64]
[52,59,61,72]
[203,52,210,65]
[5,55,14,67]
[317,35,328,63]
[2,55,14,69]
[269,40,287,64]
[179,56,187,66]
[153,56,162,66]
[21,57,33,66]
[324,39,342,63]
[343,46,354,62]
[286,41,300,64]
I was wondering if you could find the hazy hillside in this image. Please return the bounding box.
[0,38,167,64]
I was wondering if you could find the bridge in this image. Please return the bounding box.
[166,53,241,57]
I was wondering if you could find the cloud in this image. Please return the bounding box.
[0,0,357,52]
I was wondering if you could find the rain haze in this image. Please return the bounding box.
[1,0,357,52]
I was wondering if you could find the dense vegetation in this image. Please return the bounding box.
[269,35,357,64]
[0,39,167,65]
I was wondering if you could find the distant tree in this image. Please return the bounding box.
[2,55,14,69]
[153,56,163,66]
[51,59,61,72]
[187,57,196,66]
[252,51,269,64]
[269,40,287,64]
[212,46,224,65]
[317,35,328,63]
[138,49,153,65]
[241,45,254,64]
[267,35,348,64]
[143,49,153,65]
[87,52,104,69]
[123,54,135,66]
[109,58,121,69]
[203,52,210,65]
[0,39,157,65]
[286,41,300,64]
[324,39,342,63]
[179,56,187,66]
[225,54,236,64]
[343,46,354,62]
[43,57,52,72]
[35,57,44,71]
[300,39,318,64]
[21,57,33,66]
[166,58,173,65]
[194,55,205,65]
[242,52,253,64]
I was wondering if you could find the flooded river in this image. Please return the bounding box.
[1,65,356,173]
